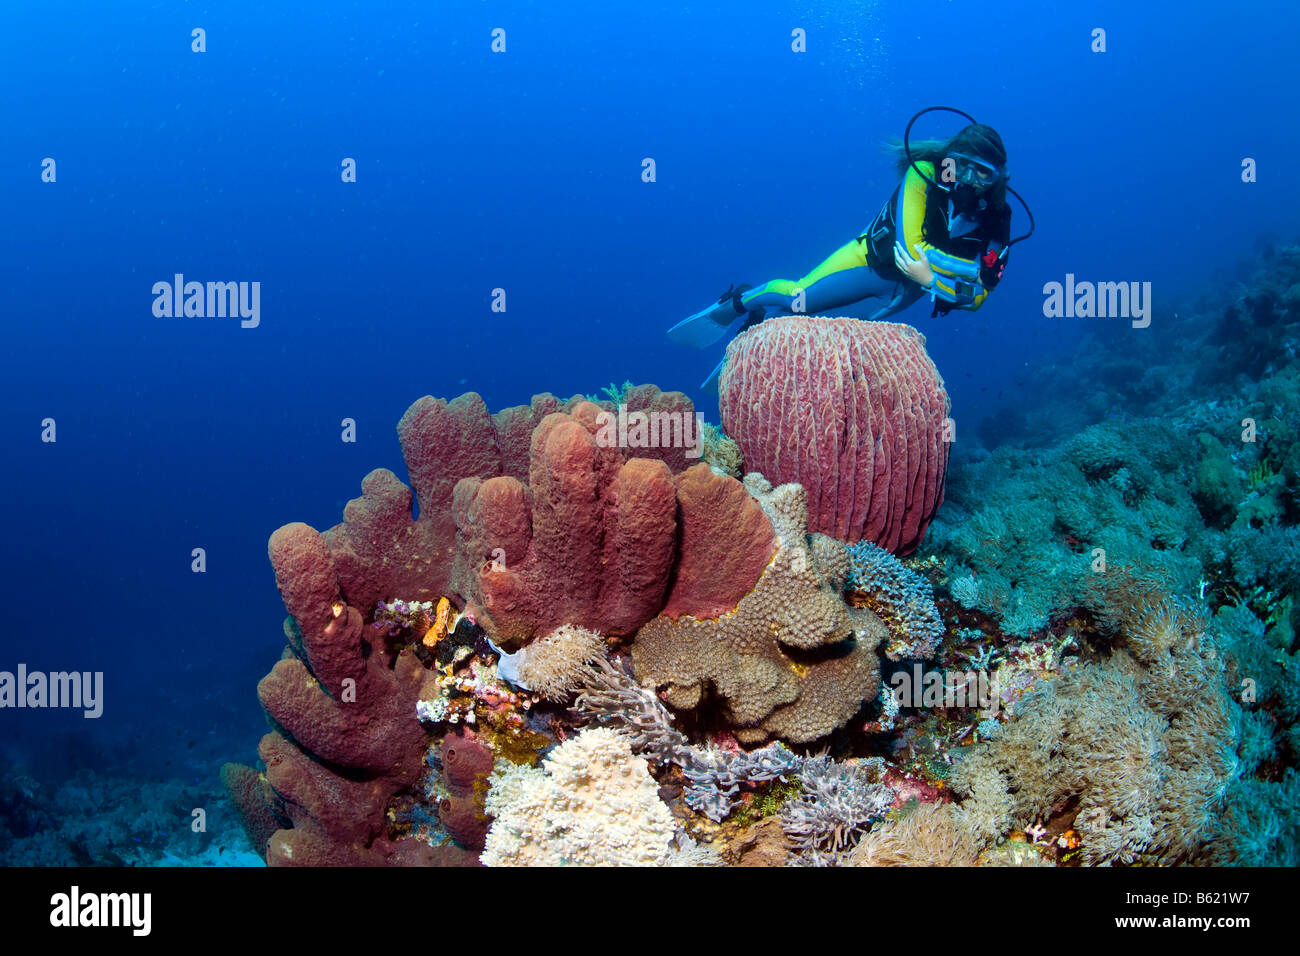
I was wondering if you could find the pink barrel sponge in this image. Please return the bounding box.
[718,317,951,554]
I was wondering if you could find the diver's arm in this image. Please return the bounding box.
[896,164,983,283]
[894,240,988,309]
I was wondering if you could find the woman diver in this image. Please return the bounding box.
[669,108,1032,387]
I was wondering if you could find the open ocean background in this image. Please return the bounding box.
[1,0,1297,862]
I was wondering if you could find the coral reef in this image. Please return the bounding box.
[632,474,887,744]
[719,316,951,553]
[845,540,945,659]
[480,728,686,866]
[947,606,1251,865]
[780,754,894,865]
[5,766,261,867]
[222,228,1300,869]
[574,655,799,821]
[231,383,744,865]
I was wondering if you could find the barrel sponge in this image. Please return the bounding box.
[719,316,951,554]
[480,728,679,866]
[631,473,887,745]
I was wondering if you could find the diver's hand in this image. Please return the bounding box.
[894,240,934,287]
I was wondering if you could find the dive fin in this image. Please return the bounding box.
[667,283,752,348]
[700,306,768,393]
[700,355,728,394]
[667,308,736,348]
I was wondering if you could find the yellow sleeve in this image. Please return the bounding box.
[897,162,989,309]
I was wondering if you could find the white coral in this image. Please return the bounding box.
[511,624,607,701]
[481,728,681,866]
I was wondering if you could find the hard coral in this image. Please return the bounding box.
[574,655,799,821]
[719,316,951,554]
[781,755,895,864]
[845,540,945,659]
[632,473,887,744]
[481,728,684,866]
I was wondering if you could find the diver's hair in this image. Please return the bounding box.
[886,122,1009,208]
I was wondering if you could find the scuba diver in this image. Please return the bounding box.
[669,108,1034,388]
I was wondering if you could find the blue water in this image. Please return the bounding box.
[1,0,1297,833]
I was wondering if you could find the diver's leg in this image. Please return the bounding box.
[863,280,926,320]
[740,238,911,317]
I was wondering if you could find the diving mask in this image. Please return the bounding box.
[948,152,1001,189]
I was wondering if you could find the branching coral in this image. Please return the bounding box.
[573,655,697,766]
[780,754,894,865]
[573,655,798,822]
[680,745,801,823]
[845,540,945,659]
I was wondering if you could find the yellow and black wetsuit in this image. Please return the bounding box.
[739,161,1012,319]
